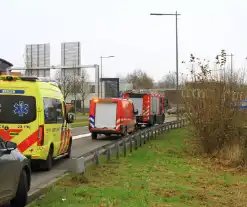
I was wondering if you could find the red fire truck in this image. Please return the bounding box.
[121,89,165,126]
[89,98,138,139]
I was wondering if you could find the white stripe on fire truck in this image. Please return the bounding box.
[116,118,121,129]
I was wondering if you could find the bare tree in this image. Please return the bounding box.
[77,69,90,113]
[157,72,176,89]
[69,68,90,113]
[126,69,154,89]
[55,70,73,101]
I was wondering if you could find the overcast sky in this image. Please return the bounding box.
[1,0,247,81]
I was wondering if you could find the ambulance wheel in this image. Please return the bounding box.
[65,138,72,158]
[10,170,28,207]
[44,147,53,171]
[92,133,97,140]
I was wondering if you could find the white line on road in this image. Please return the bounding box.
[72,133,91,140]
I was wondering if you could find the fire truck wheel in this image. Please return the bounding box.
[92,133,97,139]
[44,146,53,171]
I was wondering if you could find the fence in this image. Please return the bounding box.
[69,119,188,174]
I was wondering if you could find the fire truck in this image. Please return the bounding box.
[121,89,165,126]
[89,98,138,139]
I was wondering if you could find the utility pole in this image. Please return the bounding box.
[216,52,234,81]
[150,11,181,121]
[230,53,233,79]
[100,56,103,98]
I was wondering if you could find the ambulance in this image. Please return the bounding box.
[0,75,74,171]
[89,98,138,139]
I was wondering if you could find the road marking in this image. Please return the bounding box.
[72,133,91,140]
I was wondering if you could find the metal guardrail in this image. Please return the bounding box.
[69,119,188,173]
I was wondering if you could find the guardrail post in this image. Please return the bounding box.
[123,140,127,157]
[94,151,99,165]
[154,127,157,139]
[69,157,85,173]
[143,131,147,144]
[106,148,111,161]
[162,125,165,133]
[129,135,133,153]
[140,132,143,147]
[134,135,138,150]
[116,142,120,159]
[147,129,150,141]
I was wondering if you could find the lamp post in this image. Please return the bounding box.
[100,55,115,98]
[150,11,181,121]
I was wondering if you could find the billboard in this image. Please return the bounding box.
[61,42,81,76]
[25,43,50,77]
[101,78,119,98]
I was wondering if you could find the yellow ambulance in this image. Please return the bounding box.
[0,75,74,170]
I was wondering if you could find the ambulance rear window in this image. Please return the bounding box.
[0,95,36,124]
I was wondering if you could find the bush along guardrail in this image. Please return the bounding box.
[69,119,188,174]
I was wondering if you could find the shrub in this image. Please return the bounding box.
[182,52,247,165]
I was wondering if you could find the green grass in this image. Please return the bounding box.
[75,112,89,116]
[71,118,88,128]
[29,129,247,207]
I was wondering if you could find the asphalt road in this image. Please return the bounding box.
[29,117,177,199]
[71,126,89,136]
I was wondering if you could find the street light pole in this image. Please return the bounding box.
[150,11,181,121]
[175,11,179,122]
[100,55,115,98]
[100,56,103,98]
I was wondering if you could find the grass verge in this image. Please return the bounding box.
[71,119,88,128]
[76,112,89,116]
[29,128,247,207]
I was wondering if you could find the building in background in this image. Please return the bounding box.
[25,43,50,77]
[0,58,13,75]
[61,42,81,76]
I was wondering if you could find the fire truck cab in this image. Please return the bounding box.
[89,98,138,139]
[122,89,165,126]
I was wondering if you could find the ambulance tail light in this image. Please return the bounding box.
[37,125,44,146]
